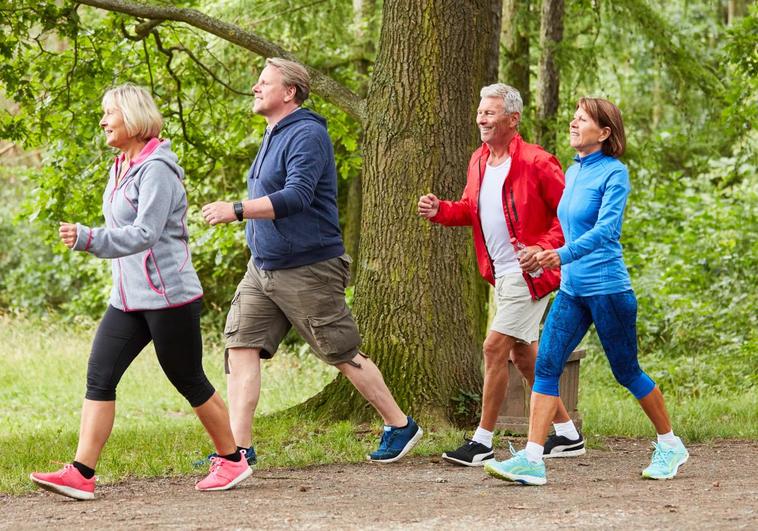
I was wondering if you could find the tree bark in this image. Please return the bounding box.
[728,0,749,25]
[500,0,531,106]
[304,0,500,421]
[535,0,564,153]
[342,0,377,282]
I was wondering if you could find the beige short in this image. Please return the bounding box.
[223,254,362,369]
[490,273,550,343]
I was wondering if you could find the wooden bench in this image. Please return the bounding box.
[495,349,585,434]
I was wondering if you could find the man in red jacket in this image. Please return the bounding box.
[418,84,584,466]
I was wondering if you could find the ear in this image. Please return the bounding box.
[283,85,297,103]
[599,126,611,143]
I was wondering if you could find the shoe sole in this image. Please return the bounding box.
[441,453,495,467]
[543,447,586,459]
[642,452,689,480]
[368,427,424,464]
[30,474,95,500]
[195,466,253,491]
[484,464,547,486]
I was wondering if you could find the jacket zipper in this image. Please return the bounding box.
[502,176,539,299]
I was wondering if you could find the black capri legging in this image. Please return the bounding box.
[85,299,215,407]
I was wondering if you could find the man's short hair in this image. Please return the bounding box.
[576,97,626,158]
[480,83,523,114]
[266,58,311,104]
[102,83,163,141]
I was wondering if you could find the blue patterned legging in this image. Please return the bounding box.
[533,289,655,399]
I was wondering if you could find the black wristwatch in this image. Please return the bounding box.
[233,201,244,222]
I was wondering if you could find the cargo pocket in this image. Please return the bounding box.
[338,254,353,289]
[307,307,361,358]
[224,291,241,337]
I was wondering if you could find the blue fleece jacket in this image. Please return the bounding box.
[556,150,633,296]
[245,107,344,269]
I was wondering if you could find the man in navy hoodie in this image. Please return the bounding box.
[202,58,422,463]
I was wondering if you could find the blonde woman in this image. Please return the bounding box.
[30,84,251,500]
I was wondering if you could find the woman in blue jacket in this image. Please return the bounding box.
[484,97,688,485]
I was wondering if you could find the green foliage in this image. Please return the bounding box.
[0,0,366,324]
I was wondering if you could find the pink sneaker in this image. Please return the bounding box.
[30,464,96,500]
[195,452,252,491]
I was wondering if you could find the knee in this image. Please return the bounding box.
[613,369,655,399]
[482,340,508,368]
[510,345,536,373]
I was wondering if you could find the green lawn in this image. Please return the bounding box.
[1,315,754,494]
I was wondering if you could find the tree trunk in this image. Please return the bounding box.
[304,0,501,422]
[500,0,531,106]
[343,0,377,282]
[535,0,564,153]
[728,0,749,25]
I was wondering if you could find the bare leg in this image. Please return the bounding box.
[74,399,116,469]
[527,391,560,445]
[338,353,407,426]
[226,347,262,448]
[479,331,516,431]
[193,392,237,456]
[638,386,673,434]
[511,342,572,424]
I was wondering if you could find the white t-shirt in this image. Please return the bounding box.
[478,157,520,278]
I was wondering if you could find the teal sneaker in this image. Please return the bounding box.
[642,439,689,480]
[484,444,546,486]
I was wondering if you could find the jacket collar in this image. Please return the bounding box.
[574,149,605,166]
[116,137,162,168]
[479,132,522,162]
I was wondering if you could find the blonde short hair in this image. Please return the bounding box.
[102,84,163,141]
[265,57,310,104]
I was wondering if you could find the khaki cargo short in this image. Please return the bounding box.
[223,254,362,370]
[490,272,550,343]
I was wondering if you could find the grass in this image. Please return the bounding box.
[1,315,755,494]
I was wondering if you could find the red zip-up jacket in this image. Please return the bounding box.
[430,133,565,300]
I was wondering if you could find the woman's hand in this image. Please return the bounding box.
[517,245,544,273]
[535,249,561,269]
[59,222,78,249]
[417,193,439,218]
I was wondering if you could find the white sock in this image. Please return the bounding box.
[657,431,679,447]
[553,420,580,440]
[525,441,544,463]
[472,427,494,449]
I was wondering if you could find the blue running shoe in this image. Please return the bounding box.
[484,443,546,486]
[642,438,689,480]
[193,446,257,469]
[368,416,423,463]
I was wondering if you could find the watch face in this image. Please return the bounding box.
[234,202,244,221]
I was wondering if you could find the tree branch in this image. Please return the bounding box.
[75,0,366,122]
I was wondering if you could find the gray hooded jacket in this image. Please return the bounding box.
[73,139,203,311]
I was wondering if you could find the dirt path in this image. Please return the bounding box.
[2,438,756,530]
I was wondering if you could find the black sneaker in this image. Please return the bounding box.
[442,438,495,467]
[543,433,586,458]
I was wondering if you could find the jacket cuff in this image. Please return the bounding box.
[556,246,572,265]
[72,224,93,252]
[268,191,288,219]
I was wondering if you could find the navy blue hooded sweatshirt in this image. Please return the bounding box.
[246,107,344,270]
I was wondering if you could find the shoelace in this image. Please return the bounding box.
[208,456,224,473]
[650,443,675,466]
[508,442,519,457]
[378,429,396,450]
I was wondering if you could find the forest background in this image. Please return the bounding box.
[0,0,755,486]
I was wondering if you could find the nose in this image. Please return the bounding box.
[99,116,107,128]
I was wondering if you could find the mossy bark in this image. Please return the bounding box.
[301,0,500,423]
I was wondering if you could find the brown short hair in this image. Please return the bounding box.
[265,57,310,104]
[576,97,626,158]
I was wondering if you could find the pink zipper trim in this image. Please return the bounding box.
[143,250,166,296]
[120,293,203,312]
[84,229,94,251]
